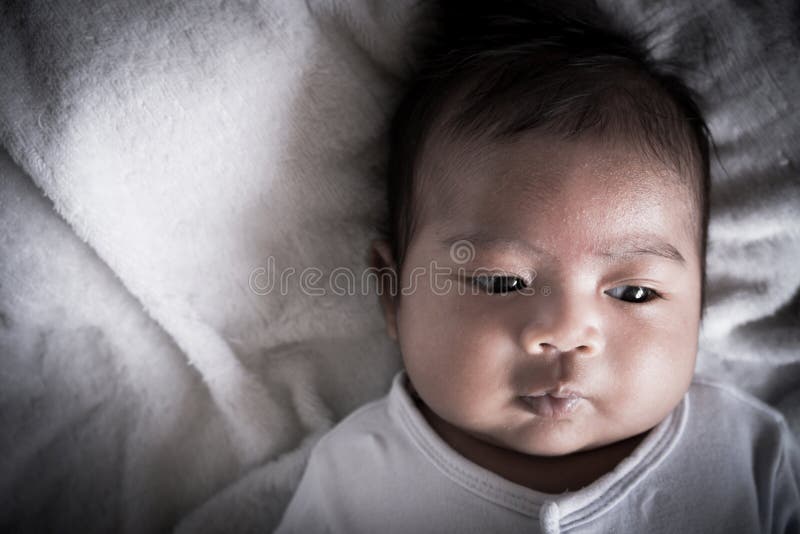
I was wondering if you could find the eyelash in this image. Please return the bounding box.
[470,274,529,295]
[469,275,663,304]
[604,285,663,304]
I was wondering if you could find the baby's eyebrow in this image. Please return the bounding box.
[440,232,551,259]
[599,234,686,265]
[440,231,686,266]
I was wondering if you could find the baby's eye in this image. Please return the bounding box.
[605,285,661,304]
[471,274,528,295]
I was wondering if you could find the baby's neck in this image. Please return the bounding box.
[416,397,651,494]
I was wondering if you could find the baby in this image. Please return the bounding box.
[276,1,800,532]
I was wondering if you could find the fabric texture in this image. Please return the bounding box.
[276,370,800,534]
[0,0,798,532]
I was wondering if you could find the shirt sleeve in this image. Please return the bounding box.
[772,420,800,534]
[273,442,336,534]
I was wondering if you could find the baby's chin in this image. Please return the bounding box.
[476,422,634,458]
[468,424,590,457]
[497,423,654,461]
[515,440,598,459]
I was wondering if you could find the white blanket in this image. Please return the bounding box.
[0,0,798,532]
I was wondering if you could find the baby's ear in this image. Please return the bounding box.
[370,239,399,341]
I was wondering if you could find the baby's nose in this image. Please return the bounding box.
[525,339,598,356]
[519,300,604,356]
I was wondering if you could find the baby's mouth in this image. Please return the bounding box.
[520,393,582,418]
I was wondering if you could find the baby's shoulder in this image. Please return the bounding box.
[277,387,420,532]
[315,394,393,448]
[304,389,410,474]
[689,376,788,425]
[686,376,795,447]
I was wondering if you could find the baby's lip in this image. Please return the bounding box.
[524,385,584,399]
[520,394,582,418]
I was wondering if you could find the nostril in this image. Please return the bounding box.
[538,342,558,353]
[522,330,601,355]
[543,343,593,354]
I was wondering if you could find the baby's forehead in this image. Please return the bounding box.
[414,129,701,248]
[419,129,691,203]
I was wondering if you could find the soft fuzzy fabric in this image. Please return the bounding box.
[0,0,798,533]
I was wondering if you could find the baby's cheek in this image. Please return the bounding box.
[397,292,457,371]
[607,326,694,418]
[399,293,511,406]
[402,293,481,366]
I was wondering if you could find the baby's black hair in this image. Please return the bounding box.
[383,0,712,315]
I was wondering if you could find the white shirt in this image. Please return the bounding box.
[275,370,800,533]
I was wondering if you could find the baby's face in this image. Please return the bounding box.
[387,132,701,458]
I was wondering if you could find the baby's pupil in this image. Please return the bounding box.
[492,276,520,294]
[625,287,647,301]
